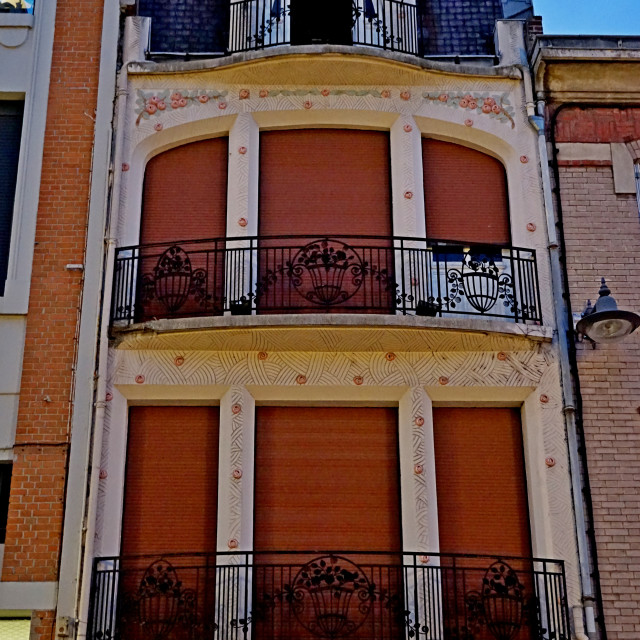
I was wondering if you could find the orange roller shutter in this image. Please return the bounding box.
[423,139,510,244]
[121,406,219,557]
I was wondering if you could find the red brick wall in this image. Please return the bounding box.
[558,139,640,636]
[433,408,531,556]
[259,129,392,237]
[2,446,67,581]
[121,407,219,556]
[2,15,104,640]
[422,139,510,244]
[554,107,640,143]
[141,137,229,244]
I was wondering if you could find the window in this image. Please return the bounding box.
[0,0,33,13]
[0,463,12,544]
[0,619,31,640]
[0,102,24,296]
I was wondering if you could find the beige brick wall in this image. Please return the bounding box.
[560,163,640,639]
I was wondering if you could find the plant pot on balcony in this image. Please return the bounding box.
[416,300,441,317]
[230,299,252,316]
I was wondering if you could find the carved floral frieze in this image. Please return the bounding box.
[423,92,516,128]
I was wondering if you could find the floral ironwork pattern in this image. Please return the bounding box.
[255,238,400,309]
[140,246,210,314]
[446,251,517,316]
[288,239,366,305]
[245,0,290,48]
[291,556,374,638]
[119,559,208,640]
[463,561,568,640]
[232,554,424,639]
[464,561,525,640]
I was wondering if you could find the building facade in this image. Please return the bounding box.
[79,3,589,640]
[534,36,640,639]
[8,2,634,640]
[0,0,117,638]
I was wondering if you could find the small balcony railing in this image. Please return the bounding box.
[228,0,421,56]
[87,551,570,640]
[145,0,423,58]
[110,235,542,326]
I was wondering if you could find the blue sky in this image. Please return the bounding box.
[532,0,640,35]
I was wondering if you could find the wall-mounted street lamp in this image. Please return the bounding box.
[576,278,640,345]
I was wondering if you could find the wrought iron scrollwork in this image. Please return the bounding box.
[254,238,400,309]
[290,555,373,638]
[446,251,516,316]
[246,0,289,47]
[463,560,548,640]
[141,245,210,314]
[233,554,426,640]
[288,239,366,305]
[119,559,211,640]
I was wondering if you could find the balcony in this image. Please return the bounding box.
[88,551,570,640]
[142,0,427,58]
[228,0,421,56]
[110,235,542,328]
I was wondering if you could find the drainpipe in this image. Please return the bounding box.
[527,105,596,640]
[74,56,132,639]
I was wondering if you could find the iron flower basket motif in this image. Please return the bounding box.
[289,555,374,639]
[465,561,525,640]
[288,239,367,306]
[120,559,200,640]
[447,250,516,315]
[141,245,209,314]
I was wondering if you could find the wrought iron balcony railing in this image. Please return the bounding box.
[87,551,570,640]
[110,235,542,326]
[228,0,421,55]
[146,0,423,57]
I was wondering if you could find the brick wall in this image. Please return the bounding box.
[554,107,640,144]
[1,0,104,636]
[557,108,640,638]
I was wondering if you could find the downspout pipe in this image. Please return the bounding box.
[516,52,595,637]
[75,59,132,640]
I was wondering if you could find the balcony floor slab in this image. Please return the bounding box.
[112,313,552,352]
